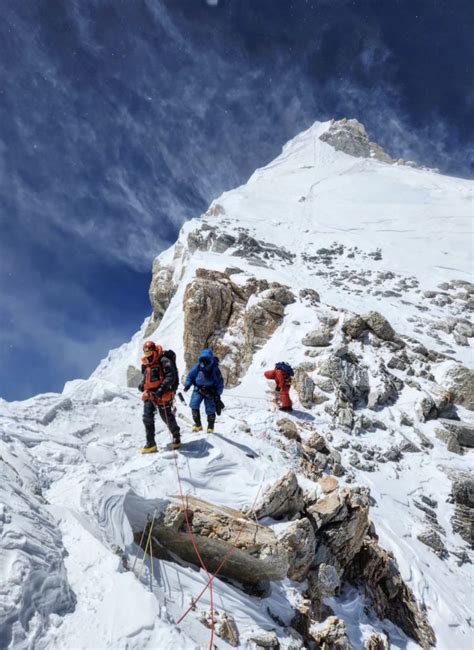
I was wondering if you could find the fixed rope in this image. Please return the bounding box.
[160,396,216,650]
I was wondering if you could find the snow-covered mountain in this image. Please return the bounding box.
[1,119,473,650]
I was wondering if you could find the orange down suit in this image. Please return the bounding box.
[264,368,293,409]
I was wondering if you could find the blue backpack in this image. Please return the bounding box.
[275,362,294,377]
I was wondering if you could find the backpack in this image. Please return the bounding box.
[275,362,294,377]
[161,349,179,391]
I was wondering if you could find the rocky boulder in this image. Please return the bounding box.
[279,518,317,581]
[310,616,354,649]
[292,367,316,408]
[438,419,474,448]
[318,352,370,406]
[365,634,390,650]
[342,314,367,339]
[450,475,474,547]
[252,471,304,520]
[435,361,474,411]
[302,328,333,347]
[346,536,436,648]
[363,311,395,341]
[142,496,288,584]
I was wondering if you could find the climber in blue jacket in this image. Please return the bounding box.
[184,348,224,433]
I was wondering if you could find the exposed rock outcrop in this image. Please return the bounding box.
[141,496,288,584]
[310,616,353,649]
[435,362,474,411]
[279,518,317,581]
[252,471,304,520]
[450,475,474,547]
[146,261,176,335]
[292,367,316,408]
[320,118,393,164]
[363,311,395,341]
[346,536,436,648]
[183,269,291,385]
[438,419,474,448]
[302,327,333,347]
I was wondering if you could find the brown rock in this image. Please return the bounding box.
[346,537,436,647]
[310,616,354,649]
[319,476,339,494]
[342,314,367,339]
[141,496,288,584]
[279,518,317,582]
[252,471,304,520]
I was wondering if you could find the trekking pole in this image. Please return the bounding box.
[178,391,186,405]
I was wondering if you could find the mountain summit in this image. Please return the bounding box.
[1,119,473,650]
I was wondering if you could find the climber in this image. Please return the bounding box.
[138,341,181,453]
[184,348,224,433]
[264,362,294,412]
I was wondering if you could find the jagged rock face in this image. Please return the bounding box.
[182,269,235,372]
[367,362,401,411]
[438,419,474,448]
[279,518,317,581]
[318,352,370,406]
[126,365,142,388]
[182,269,290,385]
[310,616,354,649]
[450,475,474,547]
[345,537,436,648]
[313,489,370,572]
[146,261,176,335]
[293,367,316,408]
[252,471,304,520]
[144,496,288,584]
[365,633,390,650]
[319,118,393,164]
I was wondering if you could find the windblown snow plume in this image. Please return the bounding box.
[1,119,473,649]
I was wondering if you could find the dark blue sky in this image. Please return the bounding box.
[1,0,473,400]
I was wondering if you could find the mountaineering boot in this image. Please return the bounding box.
[171,431,181,450]
[207,415,216,434]
[141,444,158,454]
[192,409,202,432]
[279,406,293,412]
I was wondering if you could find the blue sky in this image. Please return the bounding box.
[1,0,473,400]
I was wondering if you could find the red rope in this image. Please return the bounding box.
[176,481,263,625]
[160,396,215,649]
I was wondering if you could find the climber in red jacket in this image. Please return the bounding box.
[264,362,294,412]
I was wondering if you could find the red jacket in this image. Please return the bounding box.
[264,368,291,390]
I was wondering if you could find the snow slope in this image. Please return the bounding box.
[1,120,473,649]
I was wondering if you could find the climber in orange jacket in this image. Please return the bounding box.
[264,362,294,412]
[138,341,181,453]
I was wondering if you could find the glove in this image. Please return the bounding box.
[154,387,164,398]
[138,381,145,392]
[184,385,190,392]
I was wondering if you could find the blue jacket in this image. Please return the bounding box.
[184,349,224,395]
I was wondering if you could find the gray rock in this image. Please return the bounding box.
[148,261,176,324]
[126,365,142,389]
[277,418,301,442]
[279,518,317,581]
[319,118,394,165]
[299,288,321,304]
[342,314,367,339]
[310,615,354,648]
[365,633,390,650]
[249,630,280,648]
[438,419,474,448]
[145,497,288,584]
[438,363,474,411]
[308,563,341,599]
[302,328,332,347]
[292,368,316,408]
[451,476,474,547]
[363,311,395,341]
[417,529,448,559]
[253,471,304,520]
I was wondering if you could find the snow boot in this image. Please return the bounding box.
[192,409,202,432]
[141,444,158,454]
[207,415,215,434]
[171,431,181,450]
